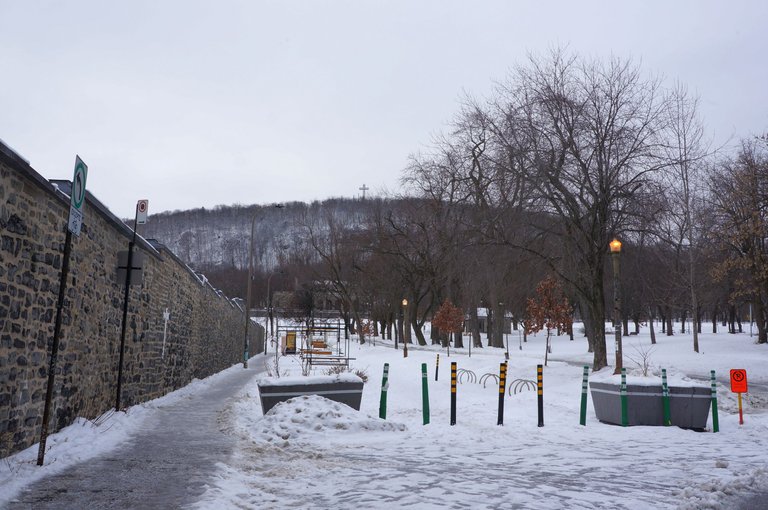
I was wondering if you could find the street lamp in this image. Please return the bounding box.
[610,238,623,375]
[265,271,282,354]
[244,204,284,367]
[243,213,258,369]
[402,298,409,358]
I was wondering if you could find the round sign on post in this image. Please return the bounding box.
[136,199,149,224]
[67,156,88,236]
[71,159,87,210]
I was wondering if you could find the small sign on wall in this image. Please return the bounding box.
[116,250,145,285]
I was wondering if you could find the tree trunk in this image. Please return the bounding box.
[453,331,463,349]
[665,307,673,336]
[580,300,595,353]
[352,309,365,345]
[712,306,717,334]
[412,315,427,346]
[680,309,686,334]
[469,306,482,348]
[493,302,505,348]
[343,312,351,339]
[586,287,607,371]
[729,304,736,334]
[649,308,656,345]
[754,297,767,344]
[430,324,441,345]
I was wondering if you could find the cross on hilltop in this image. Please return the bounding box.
[359,184,369,199]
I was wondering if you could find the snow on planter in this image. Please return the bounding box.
[252,395,406,444]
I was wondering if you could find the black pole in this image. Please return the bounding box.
[435,354,440,381]
[450,362,457,425]
[37,229,73,466]
[537,364,544,427]
[497,362,507,426]
[116,208,139,411]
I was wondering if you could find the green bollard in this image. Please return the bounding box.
[579,365,589,426]
[710,370,719,433]
[661,368,671,426]
[421,363,430,425]
[620,368,628,427]
[379,363,389,420]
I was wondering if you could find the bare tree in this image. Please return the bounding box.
[709,139,768,343]
[487,50,669,370]
[663,83,711,352]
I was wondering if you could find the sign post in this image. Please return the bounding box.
[116,199,149,411]
[38,156,88,466]
[730,369,748,425]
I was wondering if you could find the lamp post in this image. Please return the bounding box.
[402,298,409,358]
[244,204,284,363]
[610,238,623,375]
[243,213,258,368]
[265,271,280,355]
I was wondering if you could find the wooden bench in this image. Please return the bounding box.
[300,349,333,356]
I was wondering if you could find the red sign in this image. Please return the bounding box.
[730,369,748,393]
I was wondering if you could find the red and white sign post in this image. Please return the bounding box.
[730,369,748,425]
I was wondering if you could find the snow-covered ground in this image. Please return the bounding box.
[2,324,767,509]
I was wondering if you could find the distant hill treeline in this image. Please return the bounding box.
[140,197,388,272]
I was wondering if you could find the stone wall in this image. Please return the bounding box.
[0,143,263,458]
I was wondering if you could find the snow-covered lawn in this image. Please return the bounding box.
[2,324,767,509]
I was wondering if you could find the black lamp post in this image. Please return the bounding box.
[243,213,258,368]
[610,238,623,375]
[402,298,409,358]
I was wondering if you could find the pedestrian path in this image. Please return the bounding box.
[7,360,266,510]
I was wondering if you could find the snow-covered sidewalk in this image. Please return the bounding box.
[1,360,266,509]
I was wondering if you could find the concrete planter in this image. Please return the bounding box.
[257,374,364,414]
[590,381,711,429]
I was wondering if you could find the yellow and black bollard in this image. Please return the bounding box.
[537,364,544,427]
[497,362,507,425]
[435,353,440,381]
[450,362,457,425]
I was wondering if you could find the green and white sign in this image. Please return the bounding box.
[68,156,88,236]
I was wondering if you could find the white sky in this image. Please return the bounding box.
[1,0,766,217]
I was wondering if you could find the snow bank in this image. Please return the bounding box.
[249,395,406,445]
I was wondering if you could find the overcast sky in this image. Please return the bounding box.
[1,1,766,217]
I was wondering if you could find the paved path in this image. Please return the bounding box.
[7,360,265,510]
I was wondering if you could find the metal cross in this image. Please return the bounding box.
[359,184,369,199]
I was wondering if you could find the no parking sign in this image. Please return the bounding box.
[136,199,149,224]
[730,369,748,393]
[730,369,748,425]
